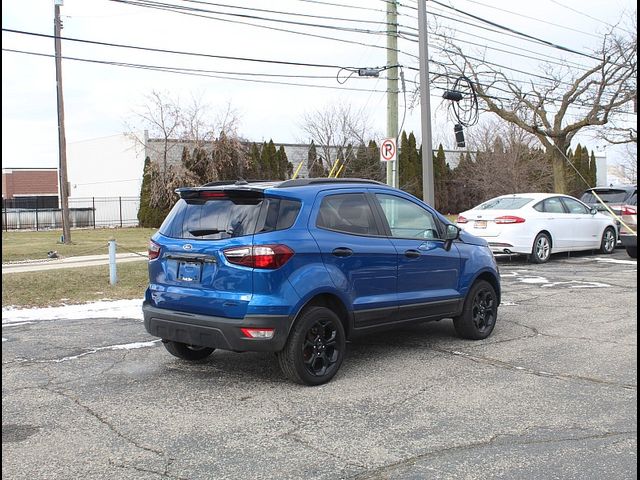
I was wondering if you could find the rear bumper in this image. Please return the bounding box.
[620,233,637,249]
[143,303,290,352]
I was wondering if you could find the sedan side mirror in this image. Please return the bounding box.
[444,224,460,251]
[590,207,598,215]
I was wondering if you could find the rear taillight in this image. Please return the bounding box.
[495,216,526,224]
[241,328,275,339]
[223,245,294,269]
[621,205,637,215]
[148,239,161,260]
[200,191,227,198]
[456,215,468,224]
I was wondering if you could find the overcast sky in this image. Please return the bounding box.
[2,0,636,169]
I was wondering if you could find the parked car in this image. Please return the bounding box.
[456,193,617,263]
[143,178,501,385]
[618,191,637,258]
[580,185,637,239]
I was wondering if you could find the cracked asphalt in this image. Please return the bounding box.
[2,249,637,479]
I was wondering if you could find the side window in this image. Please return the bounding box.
[562,197,589,214]
[316,193,378,236]
[543,197,566,214]
[375,194,441,240]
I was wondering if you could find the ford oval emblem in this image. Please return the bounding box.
[183,244,193,251]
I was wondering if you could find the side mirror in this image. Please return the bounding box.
[590,207,598,215]
[444,224,460,251]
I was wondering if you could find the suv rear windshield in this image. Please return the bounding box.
[580,189,634,204]
[478,197,533,210]
[159,193,301,240]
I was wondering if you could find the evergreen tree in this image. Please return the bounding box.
[399,131,422,198]
[433,144,449,211]
[307,141,326,178]
[244,143,262,180]
[138,156,168,228]
[275,145,291,180]
[588,151,598,188]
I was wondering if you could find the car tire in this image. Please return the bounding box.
[277,307,345,386]
[163,341,215,361]
[530,232,552,264]
[626,247,637,259]
[599,227,616,254]
[453,280,498,340]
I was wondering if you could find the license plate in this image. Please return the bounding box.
[177,261,202,282]
[474,220,488,229]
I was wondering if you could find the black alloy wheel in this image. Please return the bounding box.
[454,280,498,340]
[278,307,345,386]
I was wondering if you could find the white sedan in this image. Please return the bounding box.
[457,193,617,263]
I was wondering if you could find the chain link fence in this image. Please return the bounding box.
[1,197,140,231]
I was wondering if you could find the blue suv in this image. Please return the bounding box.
[143,179,501,385]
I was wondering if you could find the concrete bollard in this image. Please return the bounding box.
[108,239,117,285]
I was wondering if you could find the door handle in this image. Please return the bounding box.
[404,249,421,259]
[332,247,353,258]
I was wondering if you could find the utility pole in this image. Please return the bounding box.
[418,0,435,205]
[386,0,399,188]
[54,0,71,243]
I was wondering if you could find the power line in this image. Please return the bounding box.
[109,0,420,60]
[440,0,602,39]
[2,47,398,93]
[549,0,635,36]
[428,0,601,61]
[2,28,349,69]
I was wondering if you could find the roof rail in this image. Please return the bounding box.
[277,178,385,188]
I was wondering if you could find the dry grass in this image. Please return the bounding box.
[2,261,148,308]
[2,228,157,262]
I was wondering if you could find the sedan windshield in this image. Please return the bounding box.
[478,197,533,210]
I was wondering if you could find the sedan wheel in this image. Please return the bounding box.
[530,233,551,264]
[599,227,616,254]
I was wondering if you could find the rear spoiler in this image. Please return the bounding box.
[175,187,266,201]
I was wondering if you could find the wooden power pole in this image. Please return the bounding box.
[54,0,72,243]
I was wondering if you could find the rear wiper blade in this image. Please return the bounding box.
[188,229,232,237]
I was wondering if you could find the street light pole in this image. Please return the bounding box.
[418,0,435,205]
[54,0,71,243]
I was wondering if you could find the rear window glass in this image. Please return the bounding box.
[627,192,637,206]
[478,197,533,210]
[159,194,301,240]
[580,189,633,204]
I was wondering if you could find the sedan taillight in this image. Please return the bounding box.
[148,239,161,260]
[456,215,468,224]
[495,216,526,224]
[223,245,294,269]
[621,205,637,215]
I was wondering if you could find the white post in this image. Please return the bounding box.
[108,239,117,285]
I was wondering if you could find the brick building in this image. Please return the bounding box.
[2,168,59,208]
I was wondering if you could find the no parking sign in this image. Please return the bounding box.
[380,138,397,162]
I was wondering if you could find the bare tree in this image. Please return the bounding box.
[441,22,637,193]
[464,119,553,198]
[613,144,638,183]
[299,102,375,175]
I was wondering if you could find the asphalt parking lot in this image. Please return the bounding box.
[2,249,637,480]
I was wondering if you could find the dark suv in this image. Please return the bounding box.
[143,179,501,385]
[580,185,637,238]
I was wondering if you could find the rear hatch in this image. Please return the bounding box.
[148,189,265,318]
[580,188,635,216]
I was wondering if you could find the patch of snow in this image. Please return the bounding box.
[595,258,637,266]
[2,299,144,325]
[519,276,549,284]
[541,281,610,289]
[2,321,34,327]
[52,340,161,363]
[501,302,518,306]
[2,337,7,342]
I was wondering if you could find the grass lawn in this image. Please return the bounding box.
[2,261,148,308]
[1,227,157,262]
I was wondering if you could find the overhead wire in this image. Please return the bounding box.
[109,0,421,59]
